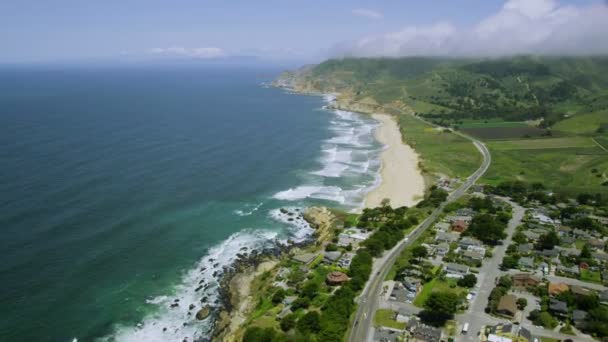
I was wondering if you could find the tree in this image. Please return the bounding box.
[464,214,507,245]
[517,298,528,310]
[422,292,460,325]
[457,274,478,288]
[579,243,592,259]
[297,311,321,334]
[291,297,310,310]
[512,231,527,244]
[280,313,297,332]
[537,231,559,250]
[300,281,319,300]
[501,255,520,270]
[412,245,428,261]
[272,289,286,305]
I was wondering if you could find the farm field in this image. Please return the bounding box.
[457,119,529,129]
[482,143,608,195]
[489,137,597,150]
[461,126,547,140]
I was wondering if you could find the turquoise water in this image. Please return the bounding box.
[0,66,381,341]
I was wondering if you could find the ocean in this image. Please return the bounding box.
[0,65,382,341]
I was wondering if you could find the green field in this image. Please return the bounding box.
[413,278,466,308]
[397,113,482,179]
[553,110,608,134]
[580,269,602,284]
[374,309,406,329]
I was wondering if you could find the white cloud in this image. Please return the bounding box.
[352,8,383,20]
[334,0,608,57]
[149,46,226,59]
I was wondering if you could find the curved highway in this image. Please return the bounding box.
[348,124,491,342]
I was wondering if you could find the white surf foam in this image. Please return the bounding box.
[103,217,313,342]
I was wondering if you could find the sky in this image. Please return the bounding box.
[0,0,607,64]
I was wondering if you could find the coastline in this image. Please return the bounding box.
[210,87,425,339]
[364,113,425,209]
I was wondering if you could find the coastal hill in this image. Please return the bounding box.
[276,56,608,196]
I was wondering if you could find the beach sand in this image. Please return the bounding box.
[365,113,425,209]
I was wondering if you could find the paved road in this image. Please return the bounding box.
[456,199,525,342]
[347,130,492,342]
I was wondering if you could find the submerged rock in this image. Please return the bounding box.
[196,306,211,320]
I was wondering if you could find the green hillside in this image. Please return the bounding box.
[280,56,608,195]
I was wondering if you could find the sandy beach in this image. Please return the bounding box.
[365,113,425,208]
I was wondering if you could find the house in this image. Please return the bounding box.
[445,263,470,278]
[517,243,534,254]
[434,222,451,231]
[532,212,557,225]
[337,252,355,268]
[283,296,298,306]
[548,282,570,296]
[403,277,422,293]
[462,249,484,263]
[407,320,442,342]
[337,228,370,248]
[599,290,608,305]
[455,208,476,216]
[540,249,559,258]
[518,327,538,342]
[272,281,289,290]
[518,257,535,270]
[446,215,473,223]
[570,285,594,298]
[555,246,580,257]
[512,273,541,288]
[374,327,403,342]
[292,252,318,265]
[592,252,608,263]
[588,238,606,250]
[451,220,469,233]
[436,243,450,256]
[487,323,514,335]
[556,264,580,277]
[549,298,568,316]
[488,335,513,342]
[396,309,411,323]
[326,271,349,286]
[390,283,410,303]
[557,226,572,235]
[459,237,482,249]
[276,267,291,279]
[435,231,459,243]
[496,294,518,317]
[573,310,588,329]
[522,231,541,241]
[323,251,342,264]
[467,245,487,255]
[560,235,576,245]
